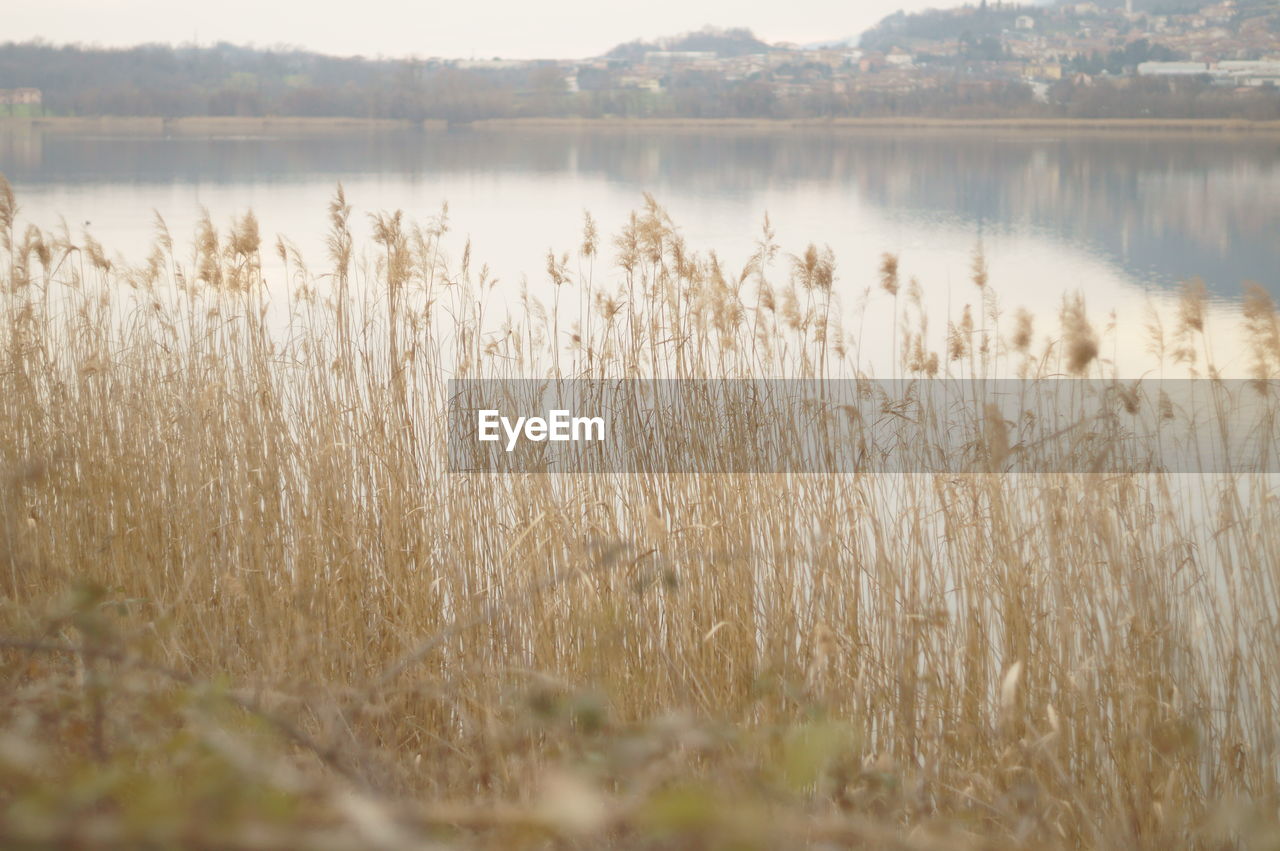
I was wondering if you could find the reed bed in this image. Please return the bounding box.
[1,177,1279,849]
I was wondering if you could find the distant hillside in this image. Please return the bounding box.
[860,5,1037,50]
[860,0,1275,50]
[604,27,772,61]
[1076,0,1209,10]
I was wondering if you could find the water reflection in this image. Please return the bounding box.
[2,127,1277,299]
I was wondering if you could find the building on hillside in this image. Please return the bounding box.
[451,59,529,70]
[617,75,663,93]
[1016,15,1036,30]
[643,51,716,65]
[859,53,887,72]
[802,49,852,68]
[885,48,915,68]
[1201,2,1236,24]
[1025,62,1064,81]
[1216,60,1280,85]
[1137,61,1211,76]
[0,88,42,106]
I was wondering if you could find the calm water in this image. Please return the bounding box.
[3,126,1278,372]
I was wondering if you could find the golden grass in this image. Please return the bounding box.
[1,177,1279,849]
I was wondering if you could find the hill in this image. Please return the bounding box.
[604,27,772,62]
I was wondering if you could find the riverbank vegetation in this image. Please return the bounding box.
[1,178,1279,848]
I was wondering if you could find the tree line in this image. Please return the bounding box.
[1,41,1277,122]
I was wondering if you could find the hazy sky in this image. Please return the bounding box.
[10,0,942,59]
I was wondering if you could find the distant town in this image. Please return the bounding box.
[2,0,1280,120]
[473,0,1280,103]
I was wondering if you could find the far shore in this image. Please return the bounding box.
[4,114,1280,137]
[469,116,1280,135]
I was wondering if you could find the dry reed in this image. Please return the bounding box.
[1,174,1278,849]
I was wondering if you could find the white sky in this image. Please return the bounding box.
[9,0,942,59]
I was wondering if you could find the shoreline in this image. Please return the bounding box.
[4,115,1280,137]
[469,116,1280,135]
[0,116,443,137]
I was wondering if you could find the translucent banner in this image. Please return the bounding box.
[447,378,1280,474]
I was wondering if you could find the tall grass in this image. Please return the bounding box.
[1,176,1279,849]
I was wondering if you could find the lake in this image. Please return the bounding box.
[2,125,1278,374]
